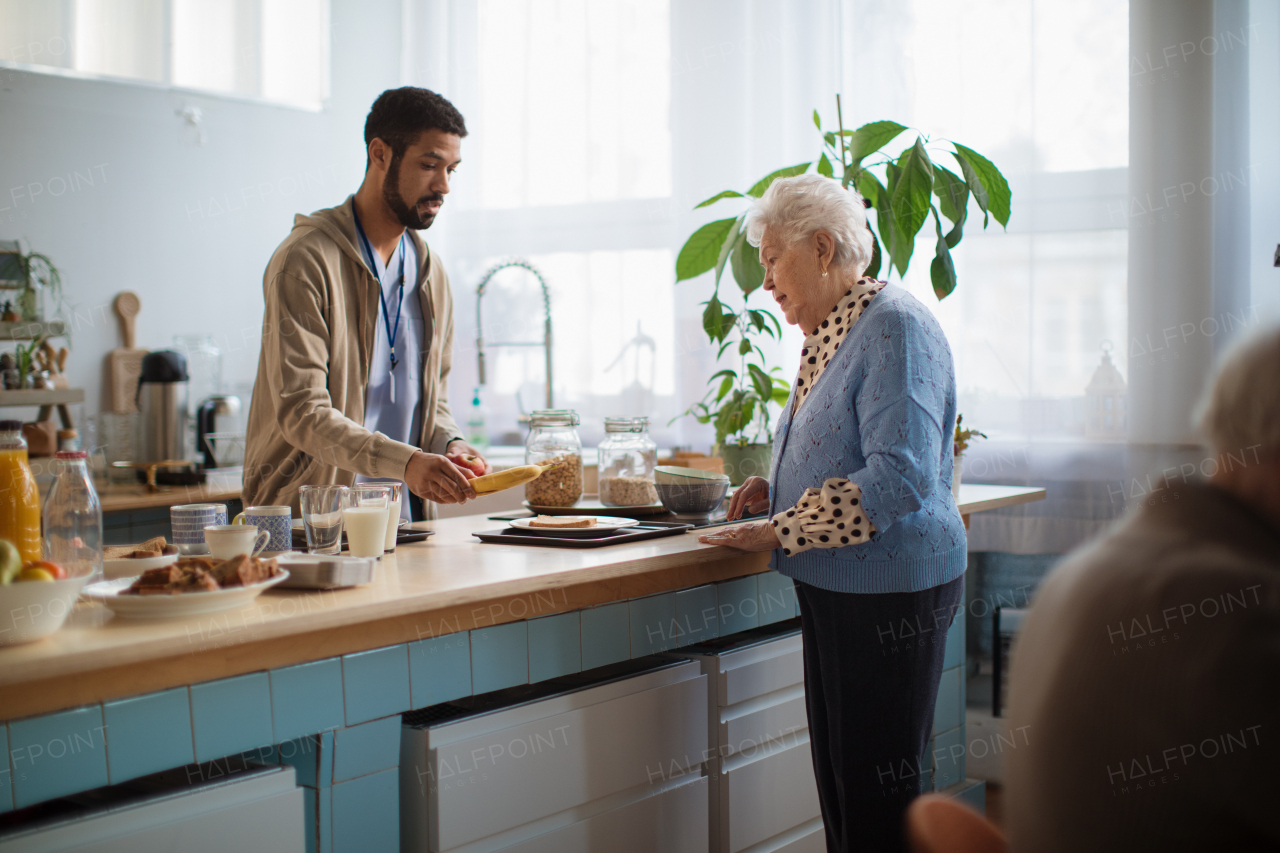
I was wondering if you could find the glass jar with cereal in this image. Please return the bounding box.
[524,410,583,507]
[598,417,658,507]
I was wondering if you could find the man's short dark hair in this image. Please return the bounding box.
[363,87,467,168]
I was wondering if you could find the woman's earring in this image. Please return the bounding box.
[821,269,828,277]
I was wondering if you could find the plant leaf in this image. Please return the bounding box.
[715,213,746,287]
[813,109,821,130]
[717,339,736,360]
[887,138,933,277]
[701,296,736,344]
[817,152,834,178]
[931,164,968,249]
[748,363,773,402]
[677,217,738,281]
[729,229,765,295]
[952,143,1010,227]
[848,121,907,171]
[717,375,734,401]
[695,189,746,209]
[746,162,811,198]
[865,226,882,279]
[929,206,958,300]
[738,338,752,355]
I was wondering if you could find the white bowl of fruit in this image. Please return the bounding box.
[0,540,90,646]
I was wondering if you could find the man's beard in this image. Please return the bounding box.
[383,154,443,230]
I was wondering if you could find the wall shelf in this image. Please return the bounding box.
[0,320,68,340]
[0,388,85,407]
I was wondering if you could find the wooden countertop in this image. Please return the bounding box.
[96,468,243,514]
[0,483,1045,720]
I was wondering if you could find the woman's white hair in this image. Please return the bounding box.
[744,173,875,276]
[1194,323,1280,458]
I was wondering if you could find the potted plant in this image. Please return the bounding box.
[952,414,987,498]
[0,242,63,324]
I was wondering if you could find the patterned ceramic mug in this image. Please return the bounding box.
[233,505,293,555]
[170,503,228,555]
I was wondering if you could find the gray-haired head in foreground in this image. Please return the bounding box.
[1195,323,1280,459]
[744,173,875,276]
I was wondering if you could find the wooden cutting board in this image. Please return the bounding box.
[107,291,146,413]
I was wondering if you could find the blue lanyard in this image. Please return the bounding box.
[352,210,407,373]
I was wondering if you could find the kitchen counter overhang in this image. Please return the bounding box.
[0,514,770,720]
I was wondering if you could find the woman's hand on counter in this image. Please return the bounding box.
[697,520,781,552]
[446,440,493,476]
[726,476,771,521]
[405,451,478,504]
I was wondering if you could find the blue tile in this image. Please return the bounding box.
[757,572,796,625]
[629,592,677,656]
[943,604,966,670]
[272,658,346,743]
[0,724,11,812]
[342,645,411,726]
[9,706,108,807]
[932,666,962,735]
[331,767,398,853]
[580,602,630,670]
[319,730,333,788]
[931,725,965,790]
[103,687,195,783]
[674,585,719,645]
[279,735,323,788]
[528,612,581,682]
[470,622,528,694]
[333,716,401,783]
[408,633,471,708]
[302,783,318,853]
[191,672,274,763]
[319,784,333,853]
[719,576,760,635]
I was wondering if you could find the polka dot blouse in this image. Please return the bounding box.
[771,277,885,557]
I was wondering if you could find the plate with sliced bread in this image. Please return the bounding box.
[103,537,181,579]
[84,554,289,619]
[506,515,640,538]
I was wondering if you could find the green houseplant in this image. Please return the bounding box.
[0,243,64,324]
[675,97,1011,483]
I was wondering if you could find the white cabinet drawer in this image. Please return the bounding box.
[721,735,821,853]
[721,692,808,760]
[497,775,708,853]
[719,639,804,707]
[405,662,708,852]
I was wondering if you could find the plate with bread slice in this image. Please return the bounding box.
[103,537,181,579]
[84,554,288,619]
[506,515,640,538]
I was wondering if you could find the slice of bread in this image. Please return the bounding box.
[527,515,597,529]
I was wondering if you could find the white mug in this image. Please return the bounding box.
[204,524,271,560]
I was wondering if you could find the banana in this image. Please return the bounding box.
[469,461,562,495]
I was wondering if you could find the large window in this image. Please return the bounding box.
[0,0,329,108]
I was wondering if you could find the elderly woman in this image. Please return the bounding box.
[699,173,967,852]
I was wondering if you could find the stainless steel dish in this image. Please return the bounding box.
[274,554,376,589]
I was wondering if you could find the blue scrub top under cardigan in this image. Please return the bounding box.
[767,283,967,594]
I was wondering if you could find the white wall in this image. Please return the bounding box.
[0,0,405,416]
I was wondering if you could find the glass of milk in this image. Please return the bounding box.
[343,485,391,558]
[382,483,404,552]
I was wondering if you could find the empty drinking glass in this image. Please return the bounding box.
[343,485,391,558]
[299,485,348,555]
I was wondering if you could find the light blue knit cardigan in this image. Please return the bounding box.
[766,283,967,594]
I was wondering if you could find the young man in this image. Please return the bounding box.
[243,88,489,513]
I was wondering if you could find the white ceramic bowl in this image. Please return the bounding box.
[103,546,181,580]
[0,574,91,646]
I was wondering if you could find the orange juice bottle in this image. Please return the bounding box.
[0,419,42,563]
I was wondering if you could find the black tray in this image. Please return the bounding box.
[473,520,693,548]
[291,527,434,550]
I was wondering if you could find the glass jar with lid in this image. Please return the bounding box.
[598,417,659,507]
[524,410,583,507]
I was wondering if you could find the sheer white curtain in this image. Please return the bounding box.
[410,0,843,449]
